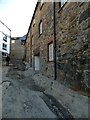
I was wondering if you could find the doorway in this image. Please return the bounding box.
[34,54,40,71]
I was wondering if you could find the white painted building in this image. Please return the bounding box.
[0,21,11,58]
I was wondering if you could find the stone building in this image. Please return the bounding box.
[55,2,90,92]
[24,33,30,63]
[25,1,90,93]
[25,2,55,78]
[10,35,26,63]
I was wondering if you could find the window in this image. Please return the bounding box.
[2,52,7,57]
[2,43,7,50]
[32,36,34,45]
[39,21,42,35]
[3,35,7,42]
[11,40,15,44]
[40,0,43,7]
[60,0,67,7]
[48,42,54,62]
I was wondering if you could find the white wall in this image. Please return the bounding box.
[0,22,11,56]
[2,36,10,54]
[0,32,3,52]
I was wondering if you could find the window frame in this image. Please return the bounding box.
[47,41,54,62]
[31,36,34,45]
[59,0,67,8]
[39,20,43,35]
[40,0,44,9]
[3,35,7,42]
[2,52,7,57]
[2,43,7,51]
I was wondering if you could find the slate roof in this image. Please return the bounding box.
[20,34,26,41]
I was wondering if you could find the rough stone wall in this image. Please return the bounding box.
[10,39,25,62]
[56,2,90,92]
[25,2,90,93]
[30,2,54,78]
[25,35,30,63]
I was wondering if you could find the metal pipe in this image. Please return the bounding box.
[53,1,57,80]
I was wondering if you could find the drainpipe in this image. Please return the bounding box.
[9,30,11,56]
[53,1,57,80]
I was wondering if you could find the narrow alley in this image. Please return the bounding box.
[0,1,89,119]
[2,62,73,119]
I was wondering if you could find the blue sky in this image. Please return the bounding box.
[0,0,37,37]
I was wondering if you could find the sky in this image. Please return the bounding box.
[0,0,37,37]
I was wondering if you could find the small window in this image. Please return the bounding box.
[48,42,54,62]
[39,21,42,35]
[3,35,7,42]
[60,0,67,7]
[32,36,34,45]
[11,40,15,44]
[2,52,7,57]
[2,43,7,50]
[40,0,43,7]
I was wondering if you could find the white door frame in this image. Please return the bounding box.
[34,55,40,71]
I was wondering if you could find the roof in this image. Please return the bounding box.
[25,1,39,41]
[11,34,26,41]
[11,37,21,40]
[20,35,27,41]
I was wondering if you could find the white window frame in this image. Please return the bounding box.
[48,42,53,62]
